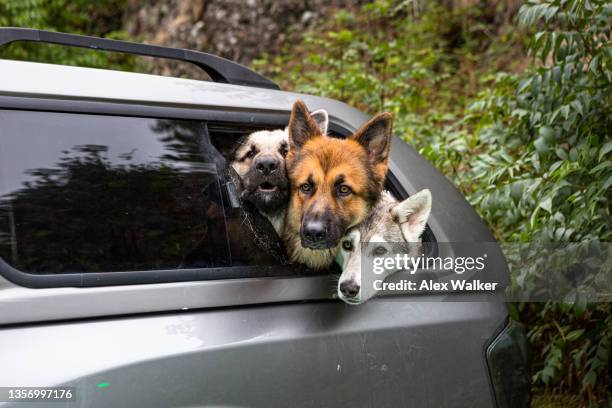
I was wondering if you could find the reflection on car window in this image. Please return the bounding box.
[0,110,285,274]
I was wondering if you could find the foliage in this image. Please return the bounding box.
[257,0,611,404]
[471,0,611,244]
[0,0,136,70]
[505,2,611,404]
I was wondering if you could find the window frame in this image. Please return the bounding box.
[0,95,434,289]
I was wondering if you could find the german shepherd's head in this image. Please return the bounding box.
[284,100,392,266]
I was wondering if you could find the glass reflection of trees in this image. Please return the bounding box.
[0,118,229,273]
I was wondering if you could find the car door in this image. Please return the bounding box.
[0,101,507,408]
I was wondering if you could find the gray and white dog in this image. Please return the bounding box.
[230,110,329,234]
[335,189,432,304]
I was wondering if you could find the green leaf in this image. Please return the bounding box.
[602,174,612,191]
[574,293,588,318]
[560,105,570,120]
[510,181,524,204]
[539,126,554,140]
[541,34,552,62]
[535,137,549,155]
[540,197,553,213]
[589,55,599,73]
[569,147,579,161]
[555,148,568,160]
[570,99,583,116]
[600,141,612,160]
[566,329,585,341]
[583,370,597,388]
[517,78,532,93]
[589,161,611,174]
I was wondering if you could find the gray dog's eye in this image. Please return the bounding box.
[342,240,353,251]
[374,246,387,256]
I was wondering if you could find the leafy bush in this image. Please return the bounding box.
[257,0,610,404]
[503,2,611,404]
[0,0,136,70]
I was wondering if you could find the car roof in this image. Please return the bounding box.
[0,59,366,127]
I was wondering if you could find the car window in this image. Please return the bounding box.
[0,110,285,274]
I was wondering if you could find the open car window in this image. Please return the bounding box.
[0,110,286,275]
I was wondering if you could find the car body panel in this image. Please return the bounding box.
[0,297,505,408]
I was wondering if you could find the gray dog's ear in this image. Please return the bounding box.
[288,100,320,150]
[392,189,432,242]
[310,109,329,135]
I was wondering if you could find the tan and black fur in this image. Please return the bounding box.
[283,100,393,270]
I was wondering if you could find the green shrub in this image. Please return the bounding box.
[0,0,136,70]
[503,2,610,404]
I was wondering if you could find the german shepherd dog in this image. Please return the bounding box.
[230,110,328,234]
[336,189,432,304]
[284,101,393,270]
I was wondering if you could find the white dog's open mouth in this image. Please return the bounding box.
[258,182,278,192]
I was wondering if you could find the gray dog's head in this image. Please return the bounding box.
[231,110,328,215]
[336,189,432,304]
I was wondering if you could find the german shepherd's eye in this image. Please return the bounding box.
[299,183,312,194]
[374,246,388,256]
[342,240,353,251]
[337,184,352,197]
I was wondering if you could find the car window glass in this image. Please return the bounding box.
[0,110,286,274]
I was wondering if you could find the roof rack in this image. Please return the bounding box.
[0,27,280,90]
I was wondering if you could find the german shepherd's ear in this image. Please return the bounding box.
[351,112,392,163]
[350,112,393,180]
[288,100,320,151]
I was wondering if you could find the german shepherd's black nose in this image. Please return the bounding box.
[255,156,278,175]
[301,211,343,249]
[302,220,327,248]
[340,280,360,298]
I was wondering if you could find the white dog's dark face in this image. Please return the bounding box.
[230,110,329,216]
[231,129,291,214]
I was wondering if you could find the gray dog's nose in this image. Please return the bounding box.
[255,156,278,175]
[340,280,360,298]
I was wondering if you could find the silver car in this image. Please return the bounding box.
[0,28,529,407]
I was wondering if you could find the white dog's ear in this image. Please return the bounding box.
[310,109,329,135]
[391,189,432,242]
